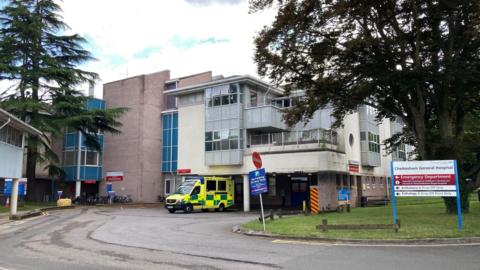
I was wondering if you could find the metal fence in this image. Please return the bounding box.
[248,129,338,147]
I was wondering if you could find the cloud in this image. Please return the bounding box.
[170,36,229,50]
[59,0,276,97]
[133,46,162,59]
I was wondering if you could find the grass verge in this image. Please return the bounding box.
[242,197,480,240]
[0,202,56,214]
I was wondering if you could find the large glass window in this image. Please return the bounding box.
[0,126,22,148]
[206,84,239,107]
[86,151,97,165]
[161,113,178,172]
[205,129,242,151]
[64,151,76,166]
[368,132,380,153]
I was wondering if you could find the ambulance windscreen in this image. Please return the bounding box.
[174,181,196,195]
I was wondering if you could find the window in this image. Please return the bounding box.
[86,151,97,165]
[205,129,242,151]
[191,186,200,195]
[206,180,216,191]
[64,151,76,166]
[250,90,257,107]
[368,132,380,153]
[165,180,171,194]
[164,81,177,90]
[218,181,226,191]
[165,96,177,109]
[213,96,221,106]
[206,84,238,107]
[162,113,178,172]
[0,126,22,148]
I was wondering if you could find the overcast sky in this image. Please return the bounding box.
[60,0,275,97]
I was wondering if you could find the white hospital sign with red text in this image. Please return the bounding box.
[392,160,457,197]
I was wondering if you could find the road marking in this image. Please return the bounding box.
[272,239,480,247]
[0,266,15,270]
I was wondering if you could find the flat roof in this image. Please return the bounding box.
[164,75,283,96]
[0,108,43,136]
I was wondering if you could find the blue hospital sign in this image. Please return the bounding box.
[249,168,268,196]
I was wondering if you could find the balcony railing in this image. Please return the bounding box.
[248,129,338,147]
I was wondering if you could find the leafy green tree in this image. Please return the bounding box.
[0,0,126,200]
[251,0,480,212]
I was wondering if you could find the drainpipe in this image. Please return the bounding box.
[75,131,82,198]
[0,117,11,130]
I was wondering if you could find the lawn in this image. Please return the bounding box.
[242,197,480,240]
[0,201,56,214]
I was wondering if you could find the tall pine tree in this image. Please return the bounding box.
[0,0,126,200]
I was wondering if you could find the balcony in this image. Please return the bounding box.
[246,129,343,153]
[244,105,287,132]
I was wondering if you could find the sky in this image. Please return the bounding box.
[59,0,276,97]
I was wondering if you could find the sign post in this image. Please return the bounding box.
[250,152,267,231]
[391,160,462,230]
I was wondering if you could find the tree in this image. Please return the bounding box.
[251,0,480,212]
[0,0,126,200]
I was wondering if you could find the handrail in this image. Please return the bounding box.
[248,129,338,147]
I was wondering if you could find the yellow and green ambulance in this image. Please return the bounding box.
[165,176,234,213]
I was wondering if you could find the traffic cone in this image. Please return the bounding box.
[5,197,9,208]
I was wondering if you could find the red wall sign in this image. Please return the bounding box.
[252,152,262,169]
[348,164,359,172]
[106,171,124,181]
[177,168,191,174]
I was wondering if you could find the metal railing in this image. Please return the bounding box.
[248,129,338,147]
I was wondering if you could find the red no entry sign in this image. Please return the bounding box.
[252,151,262,169]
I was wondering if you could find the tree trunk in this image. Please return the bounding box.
[25,144,39,202]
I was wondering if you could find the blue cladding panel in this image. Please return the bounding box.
[86,99,106,110]
[172,146,178,160]
[172,113,178,127]
[64,134,77,148]
[162,146,169,159]
[162,162,169,172]
[79,166,102,180]
[172,129,178,145]
[81,134,104,148]
[163,114,170,129]
[63,166,76,181]
[163,130,170,145]
[161,112,178,173]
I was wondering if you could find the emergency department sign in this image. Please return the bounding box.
[249,168,268,196]
[390,159,463,230]
[392,160,457,197]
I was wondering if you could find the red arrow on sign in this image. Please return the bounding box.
[252,151,262,169]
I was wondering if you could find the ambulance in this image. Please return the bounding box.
[165,176,234,213]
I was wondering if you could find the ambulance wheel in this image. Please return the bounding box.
[218,203,225,212]
[184,204,193,213]
[168,209,175,213]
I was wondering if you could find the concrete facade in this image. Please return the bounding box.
[100,70,410,210]
[166,75,411,211]
[101,71,212,202]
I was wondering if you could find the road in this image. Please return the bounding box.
[0,207,478,270]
